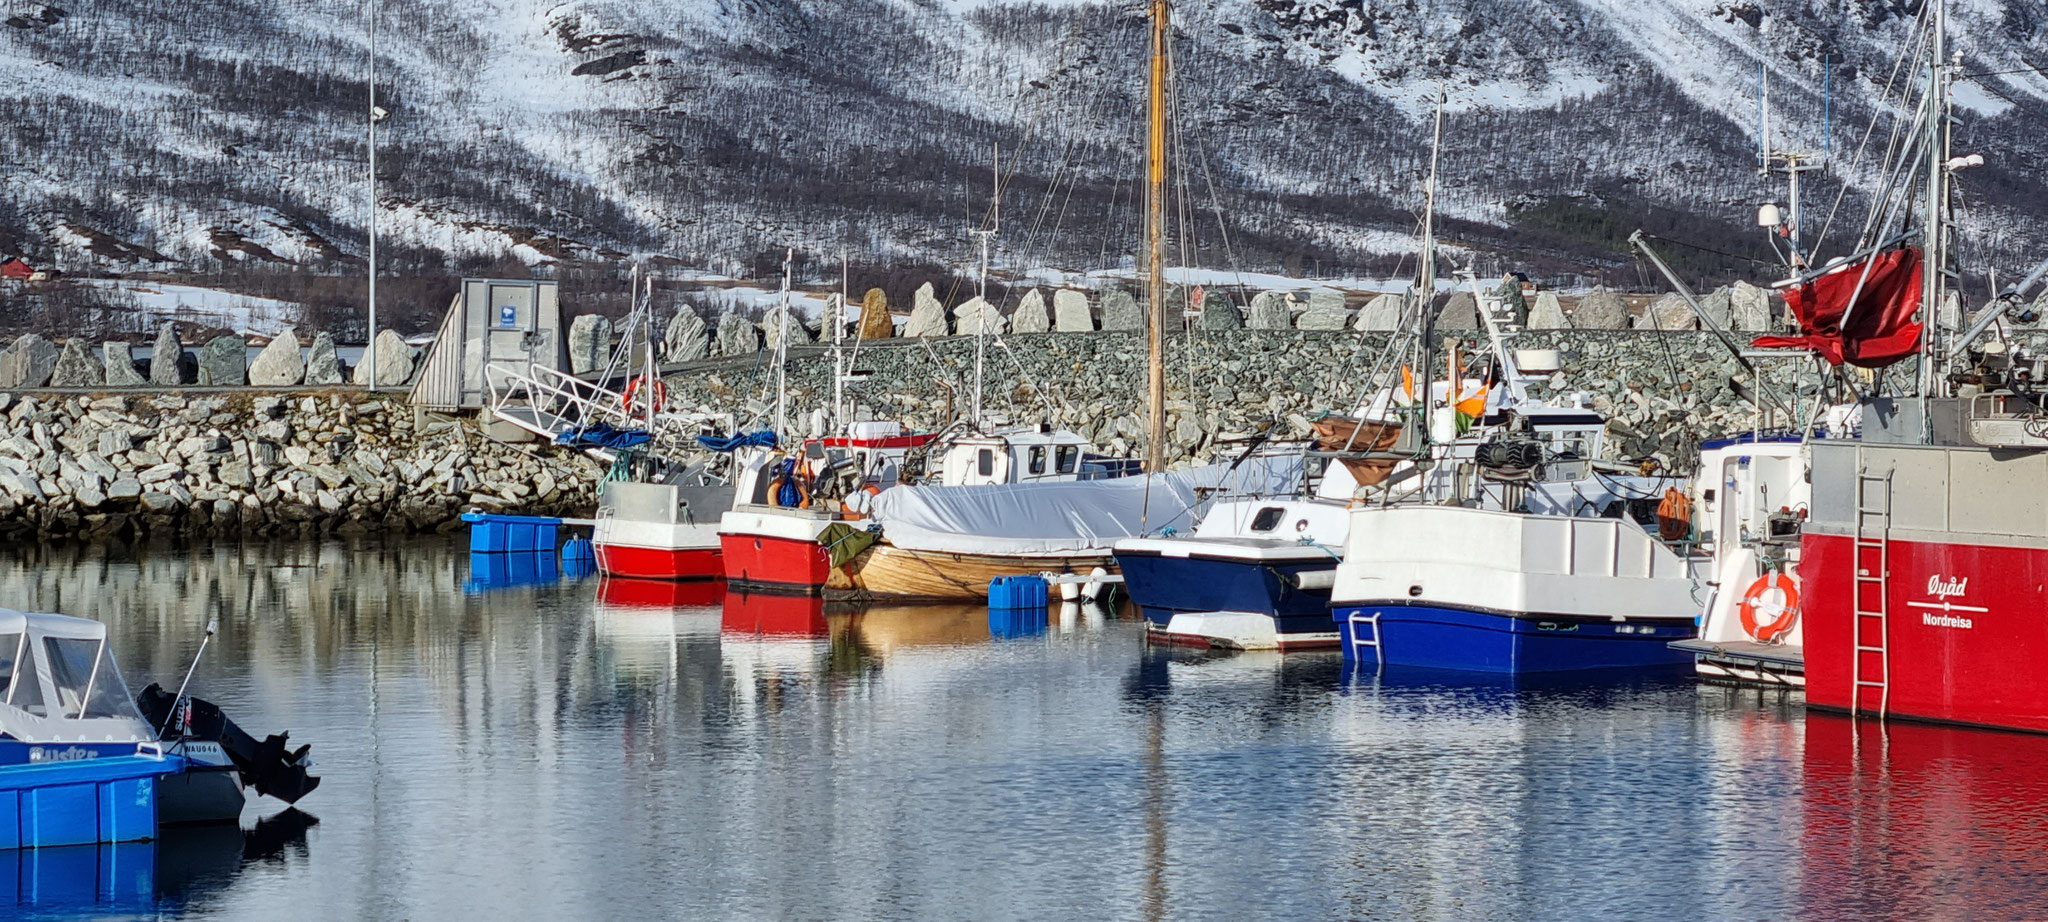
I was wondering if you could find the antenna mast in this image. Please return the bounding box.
[774,249,792,439]
[1918,2,1949,402]
[1144,0,1170,474]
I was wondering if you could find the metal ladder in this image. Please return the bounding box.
[1851,469,1893,719]
[1347,611,1384,665]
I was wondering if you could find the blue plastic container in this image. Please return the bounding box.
[988,575,1049,611]
[560,537,597,580]
[0,752,184,849]
[462,512,563,554]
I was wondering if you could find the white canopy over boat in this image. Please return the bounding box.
[0,609,154,744]
[870,456,1305,556]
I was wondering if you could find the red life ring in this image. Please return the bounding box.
[621,375,667,416]
[1738,573,1800,643]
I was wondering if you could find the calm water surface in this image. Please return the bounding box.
[1,536,2045,921]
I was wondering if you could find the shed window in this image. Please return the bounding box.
[1250,507,1287,532]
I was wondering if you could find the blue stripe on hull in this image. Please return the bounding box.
[1333,603,1697,674]
[1115,551,1333,633]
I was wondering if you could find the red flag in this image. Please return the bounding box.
[1752,246,1924,368]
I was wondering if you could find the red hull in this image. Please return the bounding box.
[721,591,830,637]
[1804,532,2048,733]
[594,543,724,581]
[720,533,833,591]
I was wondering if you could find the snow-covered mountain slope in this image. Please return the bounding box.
[1,0,2044,283]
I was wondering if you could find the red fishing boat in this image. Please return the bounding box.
[1762,0,2048,733]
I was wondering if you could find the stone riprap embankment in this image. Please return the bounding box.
[0,391,602,540]
[659,330,1833,470]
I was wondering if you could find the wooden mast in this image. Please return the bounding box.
[1144,0,1170,473]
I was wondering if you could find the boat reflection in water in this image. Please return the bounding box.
[1,809,316,916]
[1802,715,2048,920]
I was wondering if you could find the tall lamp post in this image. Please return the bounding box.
[365,0,387,389]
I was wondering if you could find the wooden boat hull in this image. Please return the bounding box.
[827,543,1116,602]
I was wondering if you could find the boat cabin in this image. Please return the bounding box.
[0,609,154,748]
[936,427,1132,487]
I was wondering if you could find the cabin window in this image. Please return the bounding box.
[1250,507,1287,532]
[0,633,17,701]
[1029,446,1047,475]
[977,449,995,478]
[42,637,132,720]
[1056,446,1078,473]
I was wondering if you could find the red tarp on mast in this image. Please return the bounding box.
[1753,245,1925,368]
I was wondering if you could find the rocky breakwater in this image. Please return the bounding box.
[659,330,1826,471]
[0,391,603,540]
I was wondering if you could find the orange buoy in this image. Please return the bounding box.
[1738,573,1800,643]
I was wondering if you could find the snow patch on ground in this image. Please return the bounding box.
[75,279,301,336]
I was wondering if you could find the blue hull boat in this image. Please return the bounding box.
[1116,546,1337,647]
[1333,603,1697,673]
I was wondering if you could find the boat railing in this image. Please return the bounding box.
[1963,391,2048,448]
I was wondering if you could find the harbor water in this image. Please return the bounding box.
[2,536,2045,920]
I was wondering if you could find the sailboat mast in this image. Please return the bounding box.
[1144,0,1170,474]
[1919,1,1949,402]
[974,145,997,432]
[835,249,848,431]
[774,249,792,439]
[1418,95,1444,312]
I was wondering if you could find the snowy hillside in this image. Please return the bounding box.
[1,0,2045,284]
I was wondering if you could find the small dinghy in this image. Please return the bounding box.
[0,608,317,827]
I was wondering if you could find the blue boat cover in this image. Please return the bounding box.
[697,430,779,452]
[556,422,653,449]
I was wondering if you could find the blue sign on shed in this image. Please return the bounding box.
[499,304,518,328]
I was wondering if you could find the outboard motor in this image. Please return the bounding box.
[137,683,321,805]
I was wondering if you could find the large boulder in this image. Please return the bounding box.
[1296,289,1349,330]
[953,297,1005,336]
[350,329,413,386]
[148,324,186,385]
[904,283,949,337]
[1494,279,1529,326]
[1697,287,1734,330]
[1011,289,1051,333]
[663,307,709,363]
[1100,289,1143,331]
[197,335,246,386]
[818,293,844,340]
[567,314,612,374]
[0,334,58,388]
[103,341,146,386]
[1053,290,1093,332]
[1574,287,1629,330]
[305,333,344,385]
[1635,293,1695,330]
[1199,291,1242,331]
[858,288,892,339]
[714,312,759,355]
[50,339,102,387]
[1527,290,1569,329]
[759,306,813,348]
[1246,291,1290,329]
[1730,280,1771,332]
[248,331,305,386]
[1353,293,1404,331]
[1436,292,1480,328]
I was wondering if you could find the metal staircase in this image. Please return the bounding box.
[483,362,720,464]
[1851,468,1894,718]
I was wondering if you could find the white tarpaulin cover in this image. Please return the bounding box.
[870,456,1305,556]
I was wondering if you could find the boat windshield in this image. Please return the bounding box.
[0,632,16,701]
[41,637,136,720]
